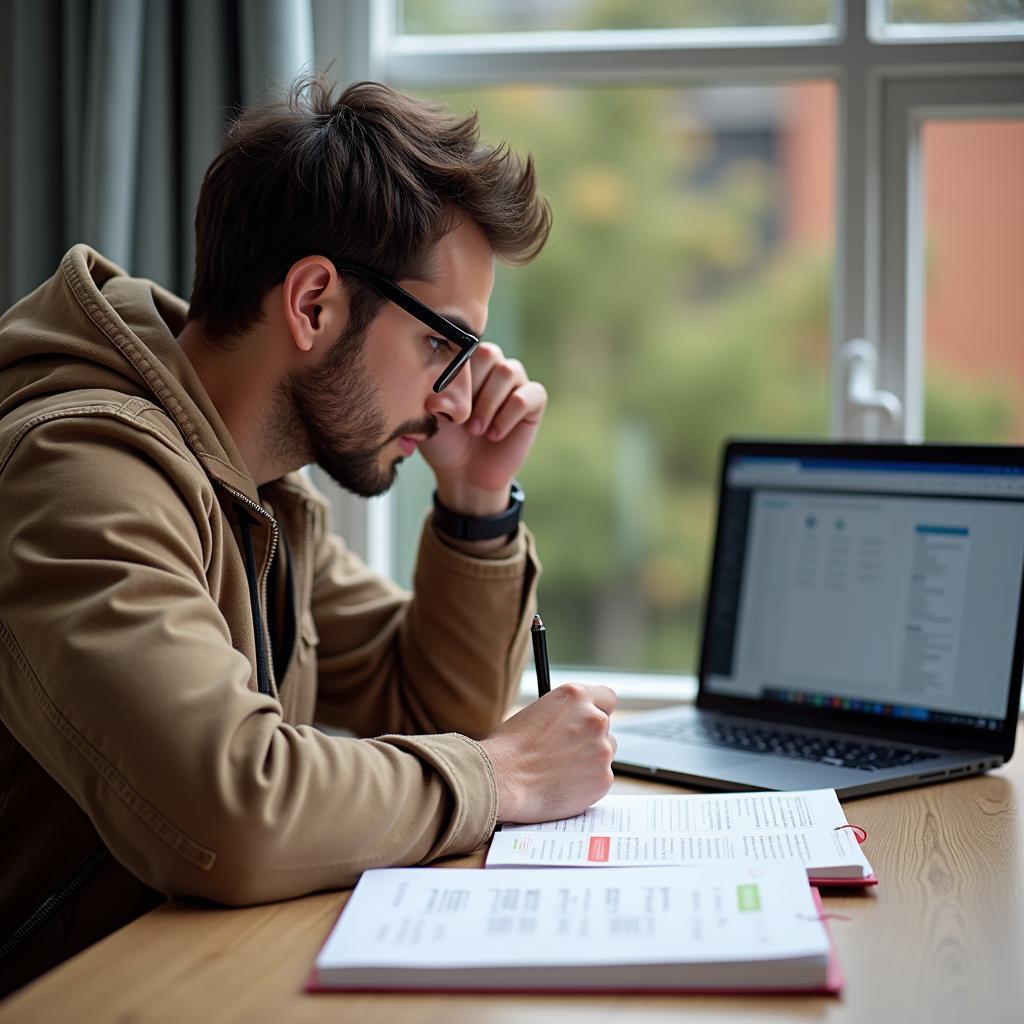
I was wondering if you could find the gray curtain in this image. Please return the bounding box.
[0,0,325,310]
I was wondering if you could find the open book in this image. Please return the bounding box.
[308,864,842,994]
[486,788,876,886]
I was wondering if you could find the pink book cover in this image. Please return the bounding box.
[810,872,877,887]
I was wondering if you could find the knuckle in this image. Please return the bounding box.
[559,682,586,702]
[507,391,530,413]
[492,361,517,384]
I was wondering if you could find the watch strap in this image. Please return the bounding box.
[432,481,525,542]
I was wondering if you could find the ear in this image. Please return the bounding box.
[282,256,345,354]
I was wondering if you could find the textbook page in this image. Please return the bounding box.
[312,864,835,991]
[488,788,873,880]
[501,788,849,835]
[486,822,870,877]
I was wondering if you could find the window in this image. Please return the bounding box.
[325,0,1024,682]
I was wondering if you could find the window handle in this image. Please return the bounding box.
[842,339,903,422]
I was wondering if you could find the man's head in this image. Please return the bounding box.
[267,217,499,496]
[189,76,550,342]
[185,76,549,492]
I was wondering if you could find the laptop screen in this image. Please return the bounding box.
[701,445,1024,740]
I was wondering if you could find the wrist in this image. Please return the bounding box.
[432,480,524,545]
[434,479,510,518]
[479,737,521,822]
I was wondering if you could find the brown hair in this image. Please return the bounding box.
[187,76,551,342]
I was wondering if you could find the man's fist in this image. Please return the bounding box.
[480,683,618,823]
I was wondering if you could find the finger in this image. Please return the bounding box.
[485,380,547,442]
[468,358,528,435]
[585,685,619,716]
[467,342,504,400]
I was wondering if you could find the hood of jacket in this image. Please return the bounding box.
[0,244,261,504]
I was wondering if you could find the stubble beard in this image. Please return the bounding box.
[268,320,436,498]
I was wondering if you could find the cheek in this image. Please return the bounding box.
[364,330,438,414]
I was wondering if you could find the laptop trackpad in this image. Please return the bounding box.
[615,735,767,775]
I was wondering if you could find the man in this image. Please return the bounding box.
[0,77,617,995]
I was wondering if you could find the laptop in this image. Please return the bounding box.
[612,440,1024,798]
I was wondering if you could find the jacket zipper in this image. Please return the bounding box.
[219,483,279,700]
[0,846,111,963]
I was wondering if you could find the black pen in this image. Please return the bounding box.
[531,613,551,697]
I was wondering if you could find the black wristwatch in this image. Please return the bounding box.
[432,481,525,542]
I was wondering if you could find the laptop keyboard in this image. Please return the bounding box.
[622,719,942,772]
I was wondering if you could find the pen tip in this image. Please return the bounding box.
[532,613,544,628]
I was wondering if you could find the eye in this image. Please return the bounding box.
[428,335,457,357]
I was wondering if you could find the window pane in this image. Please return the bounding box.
[394,83,835,674]
[400,0,833,35]
[923,119,1024,445]
[887,0,1024,25]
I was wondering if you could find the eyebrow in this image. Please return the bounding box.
[437,312,482,339]
[393,274,483,338]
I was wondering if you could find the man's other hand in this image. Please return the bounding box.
[422,342,546,515]
[479,683,618,824]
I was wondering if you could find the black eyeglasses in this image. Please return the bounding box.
[335,261,480,393]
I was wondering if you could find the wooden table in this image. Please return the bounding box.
[2,725,1022,1024]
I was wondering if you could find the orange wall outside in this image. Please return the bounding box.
[922,121,1024,387]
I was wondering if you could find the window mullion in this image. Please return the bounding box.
[837,0,891,439]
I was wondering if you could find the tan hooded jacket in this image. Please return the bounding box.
[0,246,539,993]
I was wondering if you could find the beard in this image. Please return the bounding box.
[266,319,436,497]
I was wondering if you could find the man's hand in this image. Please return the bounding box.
[420,342,546,517]
[479,684,618,823]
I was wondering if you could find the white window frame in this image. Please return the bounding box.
[322,0,1023,699]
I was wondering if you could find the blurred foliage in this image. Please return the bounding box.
[402,0,1023,34]
[401,0,832,34]
[888,0,1024,23]
[925,370,1016,442]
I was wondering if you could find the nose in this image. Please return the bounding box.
[424,364,473,424]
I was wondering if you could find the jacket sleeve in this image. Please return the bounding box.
[306,480,541,741]
[0,415,500,906]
